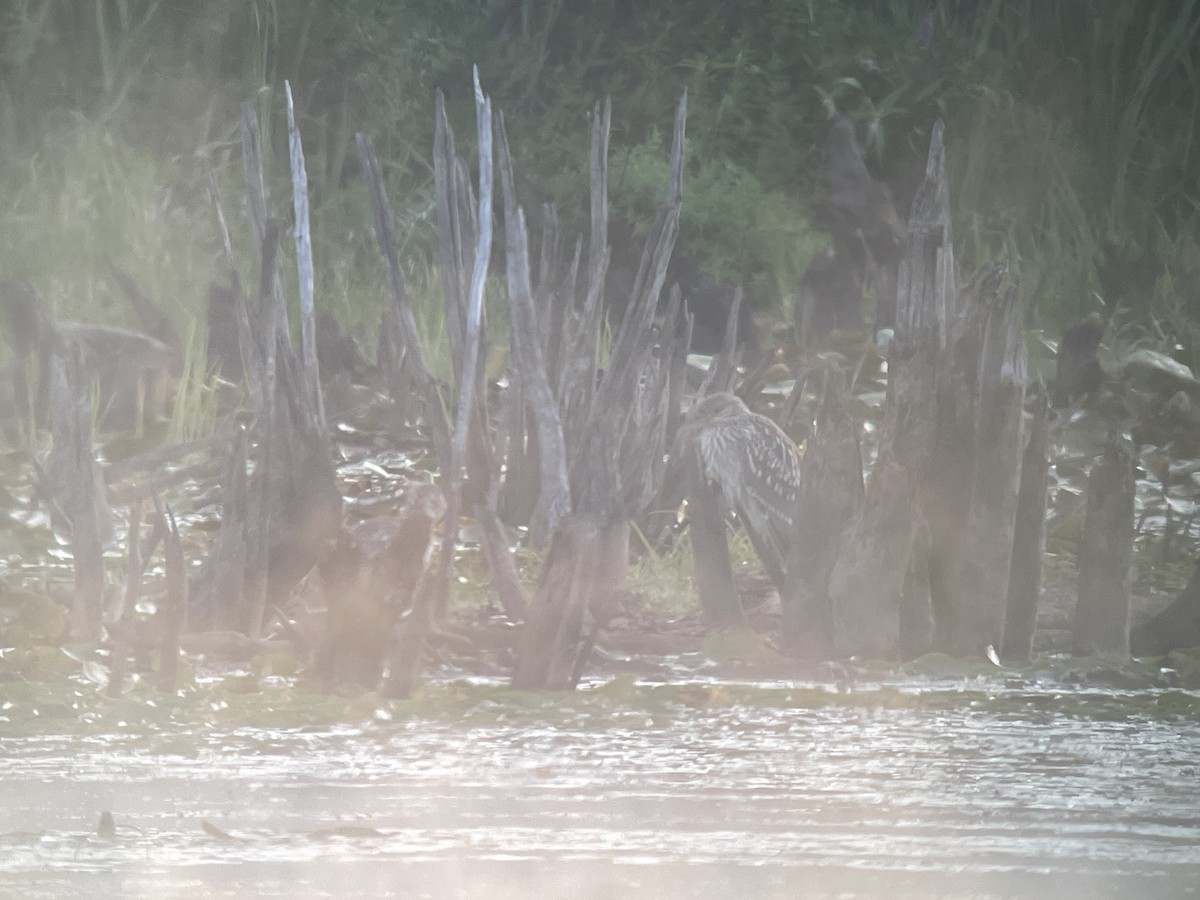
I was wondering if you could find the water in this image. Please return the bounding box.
[2,682,1198,899]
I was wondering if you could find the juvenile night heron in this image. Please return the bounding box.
[676,392,804,591]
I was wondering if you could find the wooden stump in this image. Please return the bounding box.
[45,340,110,641]
[1131,557,1200,656]
[1002,391,1050,663]
[1072,434,1135,657]
[827,450,918,658]
[781,369,863,657]
[685,450,746,631]
[824,120,952,659]
[511,515,628,690]
[940,283,1027,657]
[314,485,445,693]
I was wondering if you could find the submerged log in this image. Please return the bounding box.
[1002,390,1050,663]
[1072,434,1135,657]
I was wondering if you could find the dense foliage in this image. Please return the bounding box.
[0,0,1197,348]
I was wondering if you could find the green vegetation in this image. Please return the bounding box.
[1,1,1196,351]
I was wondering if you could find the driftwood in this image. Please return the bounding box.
[1073,434,1135,656]
[899,516,935,658]
[473,502,528,621]
[430,91,494,515]
[239,104,291,347]
[0,277,173,434]
[1002,389,1050,662]
[108,262,182,371]
[358,129,450,444]
[191,430,250,630]
[827,450,918,658]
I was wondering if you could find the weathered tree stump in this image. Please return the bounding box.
[508,92,688,689]
[192,107,341,646]
[1002,390,1050,663]
[821,120,1034,662]
[45,340,110,641]
[1072,434,1135,656]
[899,516,934,658]
[780,368,863,657]
[827,450,919,658]
[940,282,1027,657]
[823,122,954,659]
[314,484,445,692]
[510,515,628,690]
[1131,557,1200,655]
[156,502,187,693]
[683,447,745,631]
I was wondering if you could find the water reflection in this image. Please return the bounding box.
[2,695,1199,899]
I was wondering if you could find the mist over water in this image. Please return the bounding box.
[3,681,1198,900]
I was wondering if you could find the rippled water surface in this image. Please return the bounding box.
[2,682,1199,899]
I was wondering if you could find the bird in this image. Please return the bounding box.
[675,392,804,590]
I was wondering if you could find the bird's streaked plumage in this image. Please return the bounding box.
[678,392,803,588]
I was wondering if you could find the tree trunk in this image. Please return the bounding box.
[1002,391,1050,663]
[823,122,951,659]
[780,368,863,657]
[511,515,627,690]
[1131,557,1200,656]
[941,283,1027,657]
[46,340,109,641]
[899,516,934,658]
[1072,434,1135,656]
[685,450,745,631]
[827,451,918,658]
[156,502,187,693]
